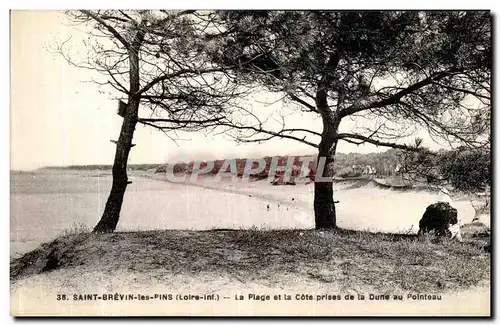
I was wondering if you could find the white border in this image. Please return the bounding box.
[2,2,497,324]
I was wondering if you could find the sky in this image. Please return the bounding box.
[10,10,454,171]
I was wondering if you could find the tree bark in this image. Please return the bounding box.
[92,97,140,233]
[93,31,144,233]
[314,84,340,229]
[314,133,339,229]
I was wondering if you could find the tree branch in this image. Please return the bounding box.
[81,10,130,49]
[338,69,460,119]
[138,117,223,124]
[287,92,317,112]
[218,123,319,148]
[136,67,227,96]
[432,81,490,101]
[336,133,424,152]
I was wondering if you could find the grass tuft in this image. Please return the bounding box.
[61,222,91,237]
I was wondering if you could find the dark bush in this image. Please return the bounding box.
[439,149,490,192]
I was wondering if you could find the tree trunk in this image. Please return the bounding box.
[314,138,338,229]
[313,82,340,230]
[93,34,144,233]
[92,98,140,233]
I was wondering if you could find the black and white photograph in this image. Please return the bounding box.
[9,9,492,316]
